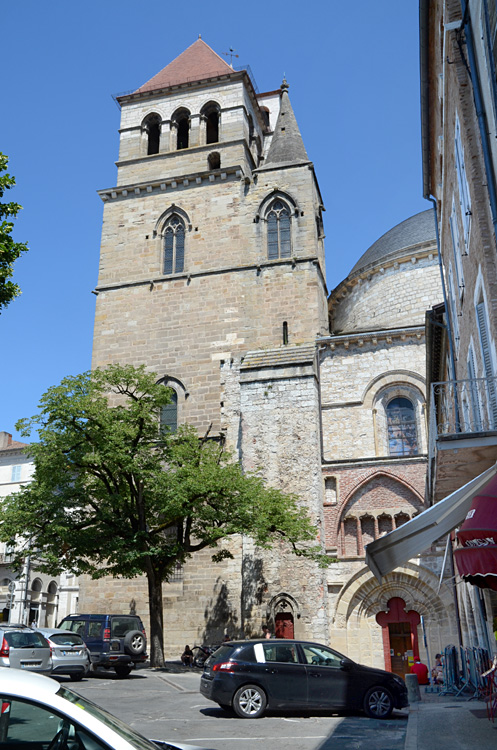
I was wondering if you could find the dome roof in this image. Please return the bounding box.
[349,209,436,276]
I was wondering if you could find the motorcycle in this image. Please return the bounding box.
[191,644,218,668]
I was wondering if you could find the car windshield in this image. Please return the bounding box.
[49,633,85,646]
[5,632,48,649]
[57,686,157,750]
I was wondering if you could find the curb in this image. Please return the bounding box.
[404,703,419,750]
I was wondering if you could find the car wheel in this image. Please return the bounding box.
[114,664,133,677]
[233,684,267,718]
[123,630,146,656]
[363,685,394,719]
[69,673,84,682]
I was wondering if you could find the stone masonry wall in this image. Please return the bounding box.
[320,336,427,460]
[331,253,442,333]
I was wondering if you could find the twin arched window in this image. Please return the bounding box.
[163,215,185,274]
[386,397,418,456]
[267,199,291,259]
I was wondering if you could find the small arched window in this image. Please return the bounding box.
[208,151,221,170]
[144,114,161,155]
[206,111,219,144]
[172,109,190,150]
[160,391,178,434]
[386,397,418,456]
[266,200,291,259]
[163,215,185,274]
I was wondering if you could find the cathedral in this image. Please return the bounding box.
[83,38,460,674]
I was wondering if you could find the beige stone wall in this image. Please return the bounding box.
[320,335,427,461]
[331,252,442,334]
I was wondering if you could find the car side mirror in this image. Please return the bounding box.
[340,658,353,671]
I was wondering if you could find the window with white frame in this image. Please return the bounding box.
[450,197,465,298]
[11,465,21,482]
[455,112,472,251]
[466,344,483,431]
[476,296,497,427]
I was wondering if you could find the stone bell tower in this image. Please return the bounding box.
[86,38,330,650]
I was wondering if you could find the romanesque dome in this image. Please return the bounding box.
[329,209,440,334]
[350,209,436,276]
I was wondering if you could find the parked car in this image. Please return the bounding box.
[57,613,147,677]
[35,627,90,681]
[0,623,52,675]
[200,638,408,719]
[0,669,213,750]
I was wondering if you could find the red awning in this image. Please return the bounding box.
[454,477,497,591]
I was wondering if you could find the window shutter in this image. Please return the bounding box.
[467,347,482,430]
[476,300,497,427]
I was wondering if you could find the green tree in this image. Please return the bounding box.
[0,153,29,312]
[0,364,329,666]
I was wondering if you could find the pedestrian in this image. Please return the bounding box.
[431,653,443,684]
[181,645,194,666]
[411,657,430,685]
[262,625,272,639]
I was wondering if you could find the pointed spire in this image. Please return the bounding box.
[264,80,309,168]
[134,38,234,95]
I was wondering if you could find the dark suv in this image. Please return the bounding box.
[58,614,147,677]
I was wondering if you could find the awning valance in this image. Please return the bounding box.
[365,463,497,582]
[453,479,497,591]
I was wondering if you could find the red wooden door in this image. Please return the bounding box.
[275,612,294,638]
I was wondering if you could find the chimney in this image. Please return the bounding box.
[0,432,13,449]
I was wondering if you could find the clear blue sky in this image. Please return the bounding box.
[1,0,427,441]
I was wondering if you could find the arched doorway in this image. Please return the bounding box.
[376,597,420,677]
[267,592,300,639]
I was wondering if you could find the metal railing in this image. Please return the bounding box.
[429,376,497,457]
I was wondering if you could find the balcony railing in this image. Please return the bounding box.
[429,376,497,456]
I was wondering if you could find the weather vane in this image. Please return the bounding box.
[222,47,239,66]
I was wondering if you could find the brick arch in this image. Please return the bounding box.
[336,471,424,543]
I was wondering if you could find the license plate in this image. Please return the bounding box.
[21,662,42,668]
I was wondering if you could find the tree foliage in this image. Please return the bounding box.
[0,364,329,665]
[0,153,29,313]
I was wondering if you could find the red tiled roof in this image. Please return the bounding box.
[1,439,28,451]
[135,38,235,95]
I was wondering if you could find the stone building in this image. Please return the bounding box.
[0,431,77,625]
[84,37,463,672]
[418,0,497,652]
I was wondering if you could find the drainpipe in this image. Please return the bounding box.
[461,1,497,240]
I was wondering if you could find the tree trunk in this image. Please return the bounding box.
[146,565,165,667]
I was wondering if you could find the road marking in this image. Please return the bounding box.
[185,737,328,742]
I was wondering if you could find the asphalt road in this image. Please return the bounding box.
[65,667,408,750]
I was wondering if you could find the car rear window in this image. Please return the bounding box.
[208,644,255,664]
[49,633,85,646]
[110,617,141,638]
[5,631,49,649]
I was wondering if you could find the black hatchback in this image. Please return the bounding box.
[200,639,408,719]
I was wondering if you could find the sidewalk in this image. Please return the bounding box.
[405,688,497,750]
